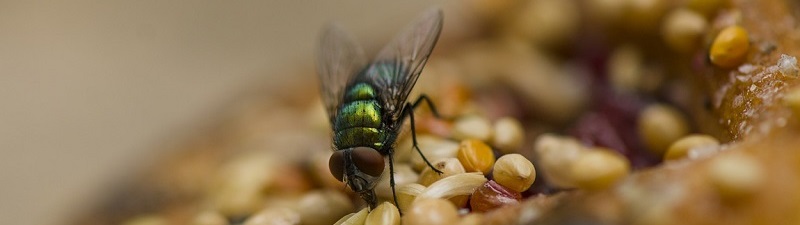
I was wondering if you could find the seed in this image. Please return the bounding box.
[122,215,168,225]
[782,86,800,118]
[533,134,584,188]
[396,183,426,213]
[244,208,301,225]
[510,0,579,47]
[416,172,488,202]
[457,213,484,225]
[457,139,496,174]
[407,135,460,171]
[365,202,400,225]
[709,25,750,68]
[402,198,460,225]
[492,154,537,192]
[470,180,522,213]
[569,148,630,190]
[491,117,525,154]
[419,158,466,186]
[261,195,302,211]
[687,0,729,17]
[585,0,626,23]
[638,104,690,155]
[664,134,720,161]
[661,9,708,53]
[334,208,369,225]
[625,0,670,31]
[468,0,521,19]
[192,211,227,225]
[269,164,313,194]
[375,164,419,200]
[311,150,344,188]
[707,153,764,199]
[499,48,589,123]
[296,190,354,225]
[211,152,278,217]
[452,115,494,142]
[608,45,644,93]
[448,195,470,208]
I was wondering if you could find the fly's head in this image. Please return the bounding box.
[329,147,385,208]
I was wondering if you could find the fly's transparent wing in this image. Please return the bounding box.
[317,23,367,125]
[365,8,443,122]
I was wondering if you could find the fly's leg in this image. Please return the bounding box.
[404,101,443,175]
[411,94,455,121]
[388,153,402,215]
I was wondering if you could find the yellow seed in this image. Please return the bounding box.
[402,198,460,225]
[365,202,400,225]
[467,0,521,19]
[419,158,466,186]
[448,195,470,208]
[416,172,487,202]
[192,211,227,225]
[533,134,584,188]
[334,208,369,225]
[661,9,708,53]
[457,213,485,225]
[510,0,579,47]
[212,152,278,217]
[569,148,630,190]
[687,0,729,17]
[407,135,460,171]
[638,104,690,155]
[664,134,719,161]
[312,151,344,189]
[457,139,496,174]
[608,45,644,93]
[396,183,425,213]
[782,86,800,118]
[585,0,626,23]
[626,0,670,31]
[710,25,750,68]
[244,208,301,225]
[707,153,764,199]
[296,190,354,225]
[122,215,168,225]
[491,117,526,154]
[452,115,493,141]
[375,164,418,200]
[492,154,537,192]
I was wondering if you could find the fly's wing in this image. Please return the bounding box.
[365,8,443,122]
[317,23,367,126]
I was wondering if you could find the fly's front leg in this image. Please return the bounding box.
[388,153,402,215]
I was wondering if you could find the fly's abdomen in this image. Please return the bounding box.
[334,100,381,130]
[333,83,387,149]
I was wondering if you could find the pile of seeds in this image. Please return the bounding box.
[102,0,800,225]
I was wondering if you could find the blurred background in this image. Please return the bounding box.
[0,1,447,224]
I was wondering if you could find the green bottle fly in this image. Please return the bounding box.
[316,8,445,209]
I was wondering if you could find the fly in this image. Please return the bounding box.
[316,8,445,209]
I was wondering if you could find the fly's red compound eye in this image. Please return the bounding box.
[329,151,345,182]
[352,147,385,177]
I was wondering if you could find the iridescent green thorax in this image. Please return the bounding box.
[333,82,387,149]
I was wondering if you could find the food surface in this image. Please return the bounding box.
[71,0,800,224]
